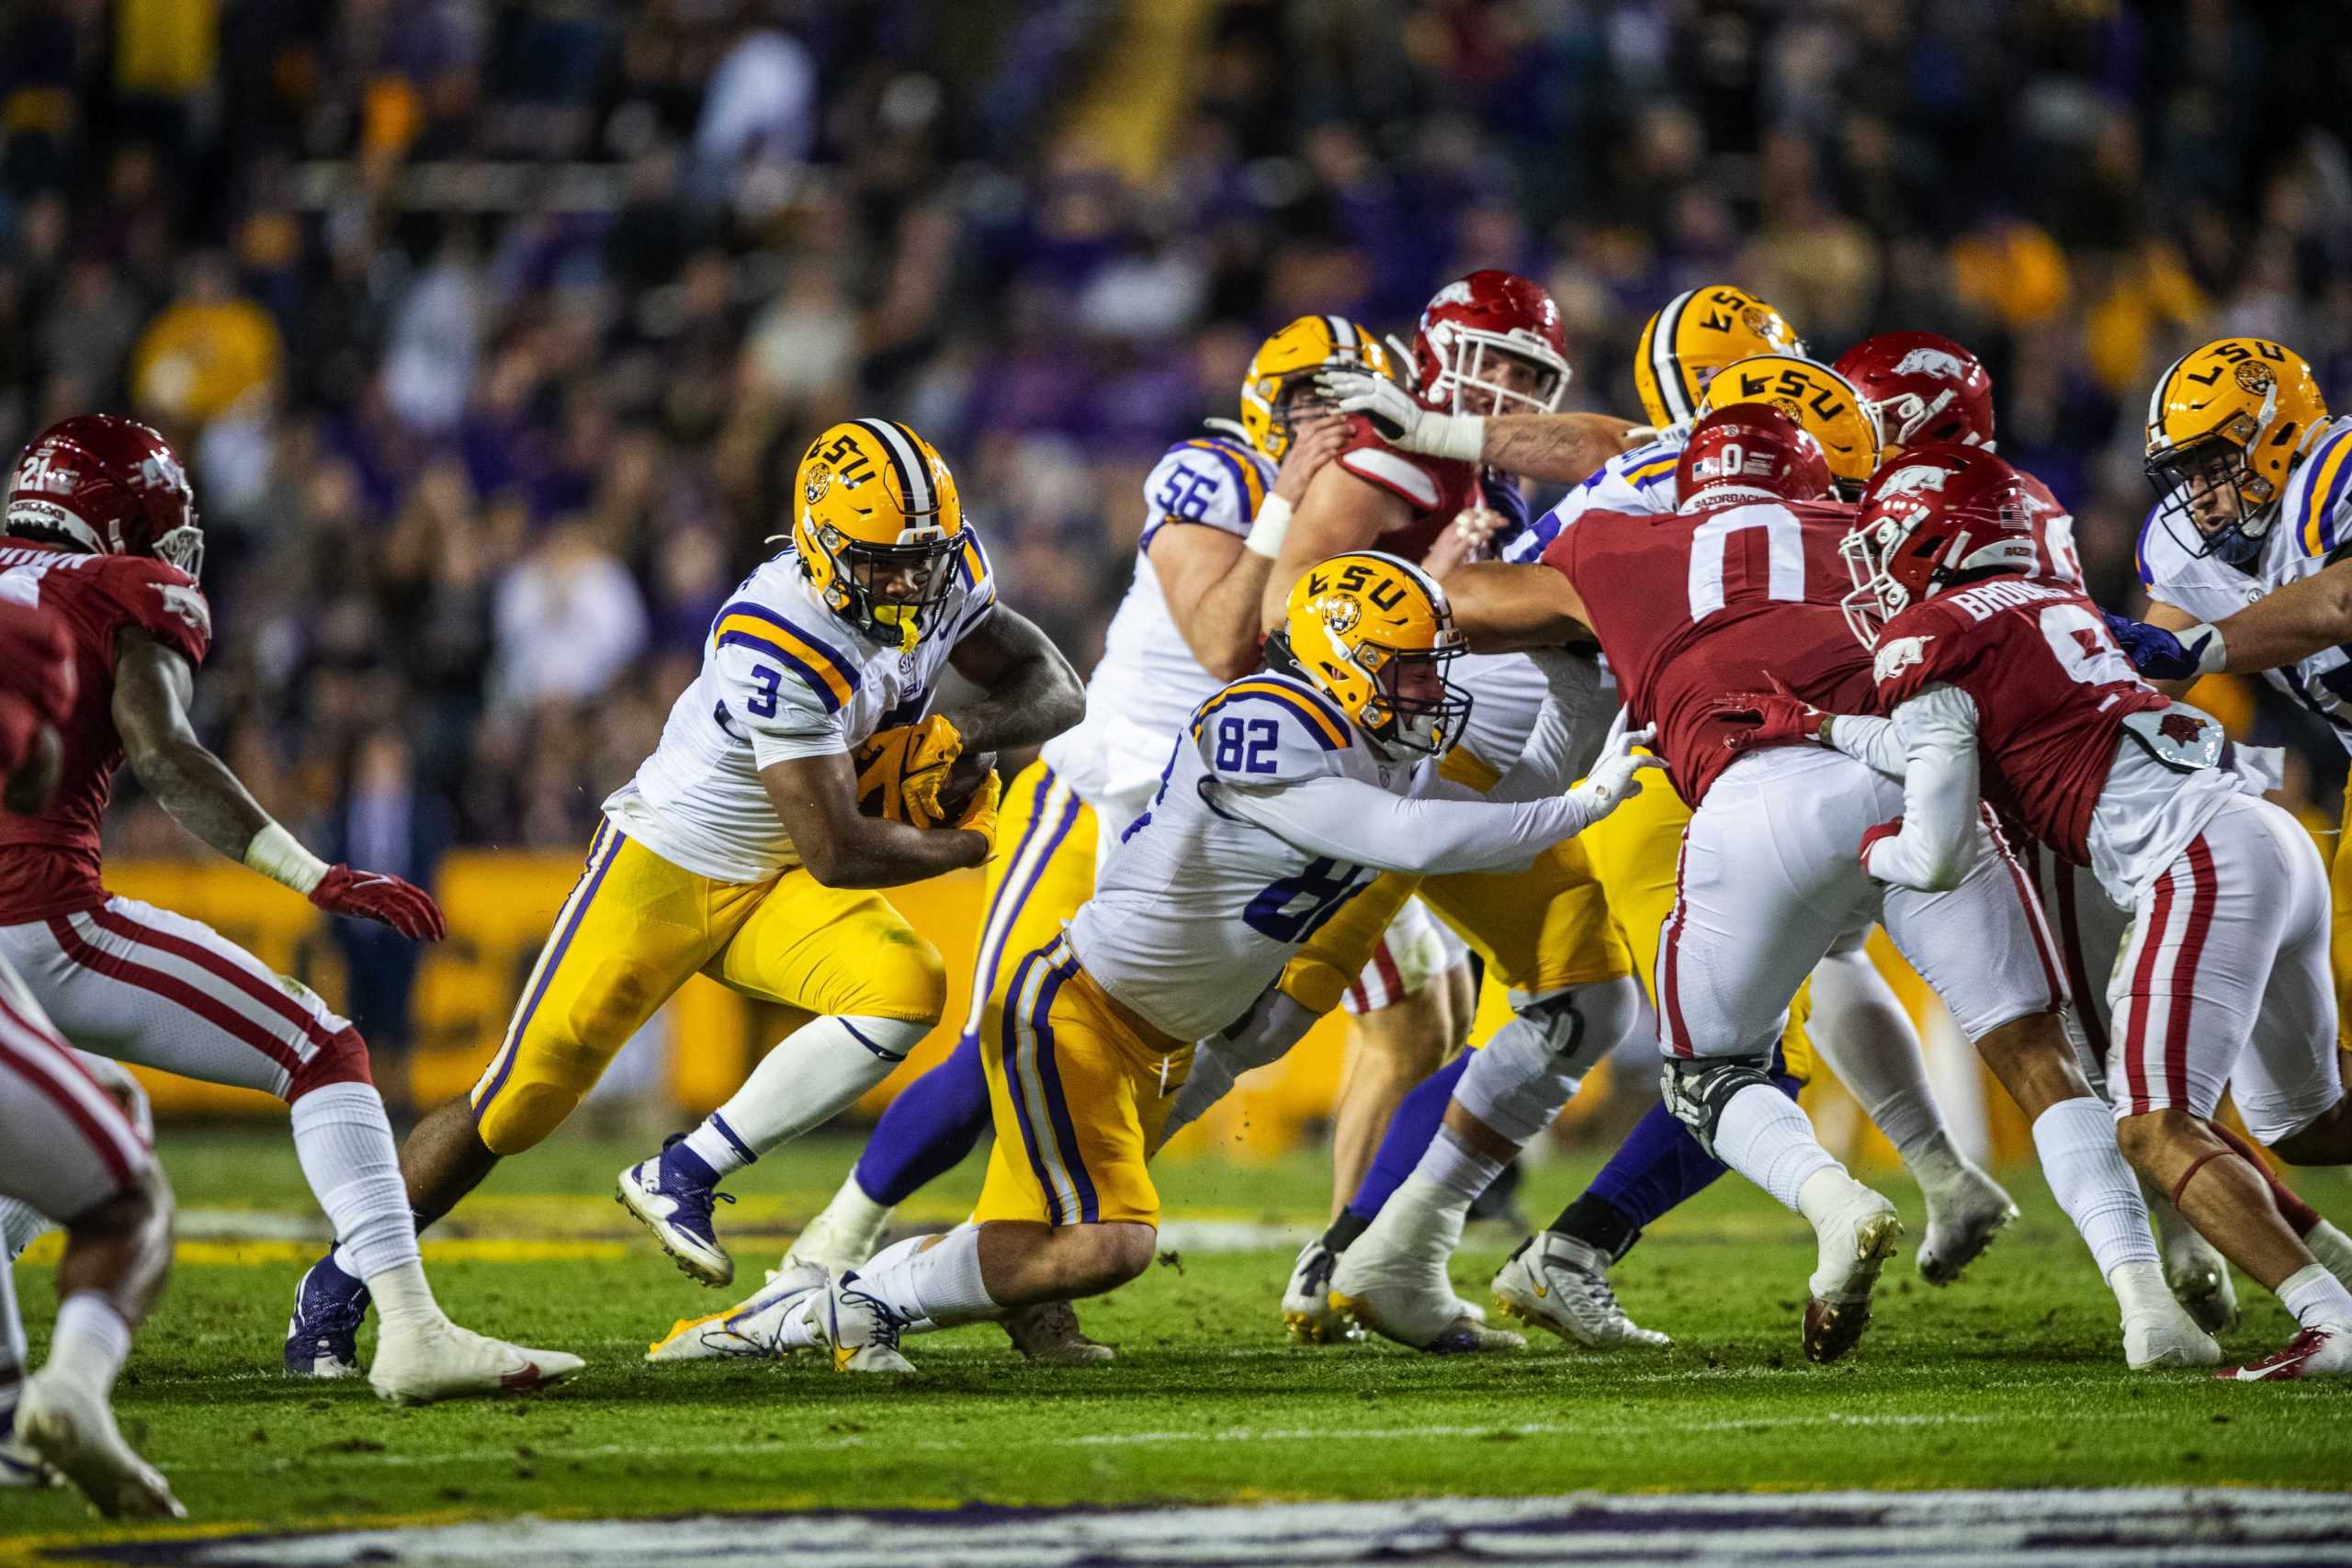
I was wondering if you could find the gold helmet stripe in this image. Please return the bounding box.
[1649,289,1698,423]
[854,417,935,517]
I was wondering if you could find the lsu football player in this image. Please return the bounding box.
[285,420,1082,1350]
[1311,319,2017,1347]
[644,552,1658,1371]
[773,319,1470,1357]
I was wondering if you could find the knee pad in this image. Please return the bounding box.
[1213,988,1317,1072]
[1456,977,1640,1145]
[1659,1055,1780,1160]
[287,1026,373,1101]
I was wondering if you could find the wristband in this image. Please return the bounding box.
[244,821,330,895]
[1422,412,1487,463]
[1242,494,1295,560]
[2187,623,2226,676]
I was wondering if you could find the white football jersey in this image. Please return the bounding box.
[605,538,997,882]
[1041,432,1278,834]
[2138,414,2352,751]
[1498,435,1684,566]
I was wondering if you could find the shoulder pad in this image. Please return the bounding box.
[710,598,865,720]
[1190,676,1353,783]
[2287,421,2352,559]
[96,556,209,665]
[1869,604,1968,703]
[1338,418,1458,513]
[1141,439,1266,547]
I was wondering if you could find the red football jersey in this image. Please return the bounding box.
[1335,414,1492,560]
[1870,577,2166,864]
[2019,470,2083,587]
[1543,497,1873,807]
[0,544,211,921]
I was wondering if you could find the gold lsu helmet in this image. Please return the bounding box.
[792,418,967,650]
[1273,551,1472,756]
[2144,337,2329,564]
[1698,354,1882,498]
[1634,285,1805,428]
[1239,315,1394,461]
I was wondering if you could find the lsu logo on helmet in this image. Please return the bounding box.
[1699,355,1881,497]
[790,419,970,652]
[1276,551,1473,756]
[1633,285,1805,428]
[2143,337,2328,564]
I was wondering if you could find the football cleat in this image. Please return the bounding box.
[0,1410,59,1490]
[15,1369,181,1519]
[616,1136,736,1288]
[1002,1300,1114,1365]
[812,1271,916,1374]
[648,1262,826,1363]
[1329,1201,1524,1355]
[2159,1221,2240,1337]
[1281,1239,1363,1345]
[1915,1163,2018,1287]
[2217,1325,2352,1382]
[1804,1186,1903,1364]
[368,1316,584,1405]
[283,1253,370,1378]
[1492,1232,1671,1349]
[2123,1301,2222,1370]
[781,1178,893,1278]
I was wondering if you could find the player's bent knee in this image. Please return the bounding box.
[285,1026,373,1101]
[1068,1221,1157,1293]
[840,931,950,1026]
[475,1082,582,1156]
[2112,1109,2199,1175]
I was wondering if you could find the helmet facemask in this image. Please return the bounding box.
[1838,521,1910,648]
[821,523,960,651]
[155,522,204,580]
[1437,333,1570,418]
[1350,632,1474,756]
[2144,422,2276,567]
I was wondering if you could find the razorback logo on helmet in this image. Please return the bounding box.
[1873,635,1933,682]
[1874,463,1951,500]
[1892,346,1973,382]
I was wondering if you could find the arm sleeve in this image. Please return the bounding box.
[1214,773,1598,875]
[1859,685,1981,892]
[1480,649,1615,802]
[2289,426,2352,559]
[1820,713,1907,778]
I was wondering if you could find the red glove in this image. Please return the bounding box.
[0,602,75,727]
[1708,674,1825,755]
[1858,817,1905,876]
[311,865,448,942]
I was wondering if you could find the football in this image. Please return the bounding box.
[933,745,997,822]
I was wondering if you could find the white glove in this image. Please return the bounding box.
[1567,723,1666,821]
[1623,417,1693,449]
[1316,368,1485,462]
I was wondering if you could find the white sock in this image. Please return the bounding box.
[2305,1219,2352,1287]
[854,1225,1000,1326]
[46,1292,130,1398]
[290,1083,428,1292]
[0,1198,48,1262]
[690,1014,926,1175]
[2278,1261,2352,1331]
[1807,956,1955,1178]
[2108,1258,2177,1322]
[1417,1126,1505,1203]
[2030,1096,2160,1278]
[1714,1081,1838,1210]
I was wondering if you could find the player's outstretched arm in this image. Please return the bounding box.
[2135,566,2352,686]
[112,628,447,939]
[1317,368,1644,483]
[762,750,989,889]
[1154,419,1349,680]
[1439,561,1597,653]
[1257,465,1410,633]
[939,604,1084,754]
[1856,686,1982,893]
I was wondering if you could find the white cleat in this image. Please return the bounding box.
[648,1262,826,1364]
[2123,1300,2222,1369]
[2159,1225,2240,1337]
[1281,1240,1363,1345]
[781,1179,894,1279]
[812,1271,917,1374]
[1804,1183,1903,1364]
[0,1420,59,1490]
[368,1315,584,1405]
[616,1155,733,1288]
[1916,1162,2018,1286]
[1328,1191,1524,1355]
[2217,1324,2352,1381]
[15,1370,181,1519]
[1492,1232,1671,1349]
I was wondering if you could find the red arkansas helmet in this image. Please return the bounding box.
[1674,402,1833,510]
[1411,270,1572,418]
[1832,332,1996,455]
[6,415,203,578]
[1838,442,2038,645]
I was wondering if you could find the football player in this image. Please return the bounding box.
[1782,441,2352,1378]
[773,321,1466,1357]
[647,552,1657,1371]
[0,416,580,1404]
[1441,405,2212,1366]
[1305,324,2012,1348]
[285,420,1082,1350]
[0,599,177,1516]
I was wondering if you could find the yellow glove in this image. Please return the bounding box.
[950,764,1002,853]
[852,716,965,828]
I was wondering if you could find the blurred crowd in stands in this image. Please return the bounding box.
[3,0,2349,868]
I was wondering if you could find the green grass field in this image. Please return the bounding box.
[8,1125,2352,1562]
